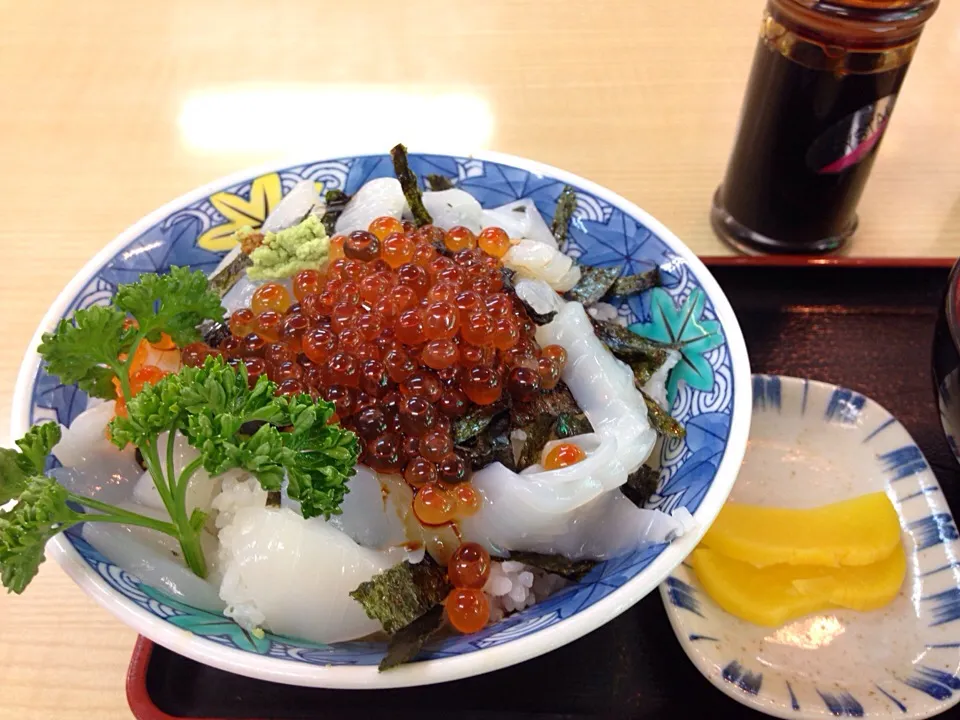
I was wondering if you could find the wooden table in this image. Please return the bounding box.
[0,1,957,717]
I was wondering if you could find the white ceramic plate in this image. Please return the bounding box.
[662,375,960,719]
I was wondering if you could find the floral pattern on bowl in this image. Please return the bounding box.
[662,375,960,719]
[14,151,751,687]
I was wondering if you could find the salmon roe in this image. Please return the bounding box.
[223,217,571,577]
[543,442,587,470]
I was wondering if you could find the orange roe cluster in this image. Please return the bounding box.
[445,542,492,633]
[190,217,568,534]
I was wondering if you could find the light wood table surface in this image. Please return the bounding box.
[1,1,958,717]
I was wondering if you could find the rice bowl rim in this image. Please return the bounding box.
[11,148,752,689]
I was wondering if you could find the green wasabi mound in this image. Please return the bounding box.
[247,214,330,281]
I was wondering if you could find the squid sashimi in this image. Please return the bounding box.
[335,177,406,235]
[481,198,558,248]
[216,479,402,643]
[419,189,483,234]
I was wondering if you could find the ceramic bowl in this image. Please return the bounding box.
[663,375,960,719]
[933,259,960,468]
[13,151,751,688]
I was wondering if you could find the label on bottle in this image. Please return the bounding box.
[806,95,898,175]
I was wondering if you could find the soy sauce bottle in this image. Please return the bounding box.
[711,0,939,255]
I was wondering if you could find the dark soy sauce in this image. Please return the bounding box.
[716,44,908,252]
[710,0,938,255]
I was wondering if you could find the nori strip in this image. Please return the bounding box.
[350,560,450,635]
[379,605,444,671]
[424,174,455,191]
[590,317,671,359]
[620,465,660,508]
[320,189,351,236]
[626,356,665,387]
[515,414,555,470]
[511,383,588,470]
[641,390,686,439]
[565,265,621,306]
[553,412,592,439]
[207,250,253,298]
[452,399,510,444]
[390,143,433,227]
[609,267,661,297]
[199,320,231,348]
[505,551,598,581]
[456,412,515,471]
[551,184,577,245]
[265,491,281,508]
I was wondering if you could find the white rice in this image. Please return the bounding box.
[484,561,569,623]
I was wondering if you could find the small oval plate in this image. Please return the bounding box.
[661,375,960,719]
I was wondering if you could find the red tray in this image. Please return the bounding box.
[127,257,960,720]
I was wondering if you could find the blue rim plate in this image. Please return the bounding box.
[662,375,960,719]
[12,150,751,688]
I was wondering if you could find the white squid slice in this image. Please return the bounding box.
[81,501,224,612]
[52,401,142,505]
[262,179,322,233]
[217,501,402,643]
[418,189,483,234]
[335,177,406,235]
[480,198,558,248]
[132,433,225,520]
[503,240,580,292]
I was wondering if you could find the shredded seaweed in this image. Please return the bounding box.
[590,318,670,359]
[625,356,667,387]
[265,490,281,508]
[320,189,351,236]
[621,465,660,508]
[456,412,515,471]
[207,250,253,298]
[390,144,432,227]
[198,320,231,349]
[553,412,592,440]
[641,390,685,439]
[379,604,444,671]
[610,267,661,297]
[510,383,588,470]
[565,265,621,306]
[505,551,597,581]
[452,399,510,445]
[350,560,450,635]
[551,185,577,245]
[424,174,455,191]
[515,415,555,470]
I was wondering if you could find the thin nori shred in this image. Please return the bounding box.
[320,189,351,236]
[207,250,253,298]
[641,390,686,439]
[551,185,577,245]
[506,551,598,581]
[424,174,455,191]
[456,412,515,471]
[553,412,592,439]
[511,383,590,470]
[565,265,621,306]
[515,414,555,470]
[199,320,231,349]
[265,491,281,508]
[379,605,444,671]
[626,356,666,387]
[350,560,450,635]
[621,465,660,508]
[610,267,661,297]
[590,318,670,359]
[390,143,432,227]
[452,399,510,445]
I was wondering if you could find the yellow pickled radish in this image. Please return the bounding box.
[692,545,906,626]
[792,542,906,612]
[691,548,834,627]
[701,492,901,568]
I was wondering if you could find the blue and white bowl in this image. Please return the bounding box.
[12,151,751,688]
